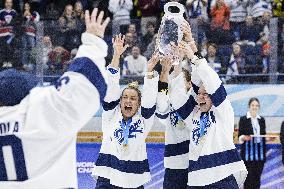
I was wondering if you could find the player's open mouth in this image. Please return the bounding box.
[125,106,133,111]
[200,102,206,107]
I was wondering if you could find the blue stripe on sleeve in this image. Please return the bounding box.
[141,105,156,119]
[108,67,118,74]
[188,149,242,172]
[68,57,107,102]
[95,153,150,174]
[192,83,199,94]
[164,140,190,157]
[176,95,197,120]
[155,112,169,119]
[102,99,120,111]
[209,84,227,107]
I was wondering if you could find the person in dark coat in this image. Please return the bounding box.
[238,97,267,189]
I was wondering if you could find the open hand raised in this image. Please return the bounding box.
[85,8,110,38]
[112,34,129,57]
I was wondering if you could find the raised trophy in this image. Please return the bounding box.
[157,2,186,65]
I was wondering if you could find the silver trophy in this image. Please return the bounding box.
[158,2,186,65]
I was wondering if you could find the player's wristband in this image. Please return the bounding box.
[158,81,168,94]
[191,51,204,65]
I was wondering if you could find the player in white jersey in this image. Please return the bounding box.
[155,57,192,189]
[0,8,110,189]
[91,34,159,189]
[170,27,247,188]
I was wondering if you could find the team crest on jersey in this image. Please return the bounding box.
[192,112,215,145]
[170,111,185,128]
[114,119,143,145]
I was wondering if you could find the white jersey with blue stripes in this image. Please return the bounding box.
[0,33,108,189]
[91,68,158,188]
[155,79,190,170]
[170,59,247,187]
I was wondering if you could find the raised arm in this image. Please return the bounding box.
[156,56,172,121]
[169,40,198,125]
[102,34,129,117]
[141,54,160,134]
[180,23,228,112]
[30,9,110,131]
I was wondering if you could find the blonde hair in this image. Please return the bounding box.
[121,81,141,104]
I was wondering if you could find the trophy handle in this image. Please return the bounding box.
[164,2,185,16]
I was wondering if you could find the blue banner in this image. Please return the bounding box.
[76,143,284,189]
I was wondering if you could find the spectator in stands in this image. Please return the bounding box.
[186,0,209,47]
[123,32,136,57]
[0,0,17,68]
[186,0,208,19]
[21,2,40,71]
[261,43,270,74]
[141,21,155,53]
[75,0,89,10]
[58,4,83,51]
[74,1,85,20]
[256,11,271,46]
[74,1,85,35]
[248,0,272,19]
[225,42,246,82]
[205,43,221,73]
[238,97,267,189]
[227,0,249,41]
[208,0,233,45]
[137,0,159,35]
[127,23,137,35]
[281,121,284,165]
[108,0,133,36]
[127,23,140,44]
[240,16,262,46]
[123,46,147,76]
[273,0,284,17]
[47,46,71,74]
[210,0,230,30]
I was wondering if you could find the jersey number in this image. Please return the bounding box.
[0,135,28,181]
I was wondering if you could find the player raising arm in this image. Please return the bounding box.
[91,34,159,189]
[0,8,109,189]
[155,52,192,189]
[169,25,248,188]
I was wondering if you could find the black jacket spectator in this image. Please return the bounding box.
[238,115,267,161]
[238,111,267,189]
[240,16,262,43]
[58,4,83,51]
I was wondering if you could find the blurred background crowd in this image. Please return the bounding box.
[0,0,284,84]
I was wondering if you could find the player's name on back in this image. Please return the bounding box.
[0,121,19,135]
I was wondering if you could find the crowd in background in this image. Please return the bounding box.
[0,0,284,83]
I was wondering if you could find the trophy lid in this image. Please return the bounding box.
[164,2,185,17]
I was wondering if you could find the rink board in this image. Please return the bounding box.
[76,143,284,189]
